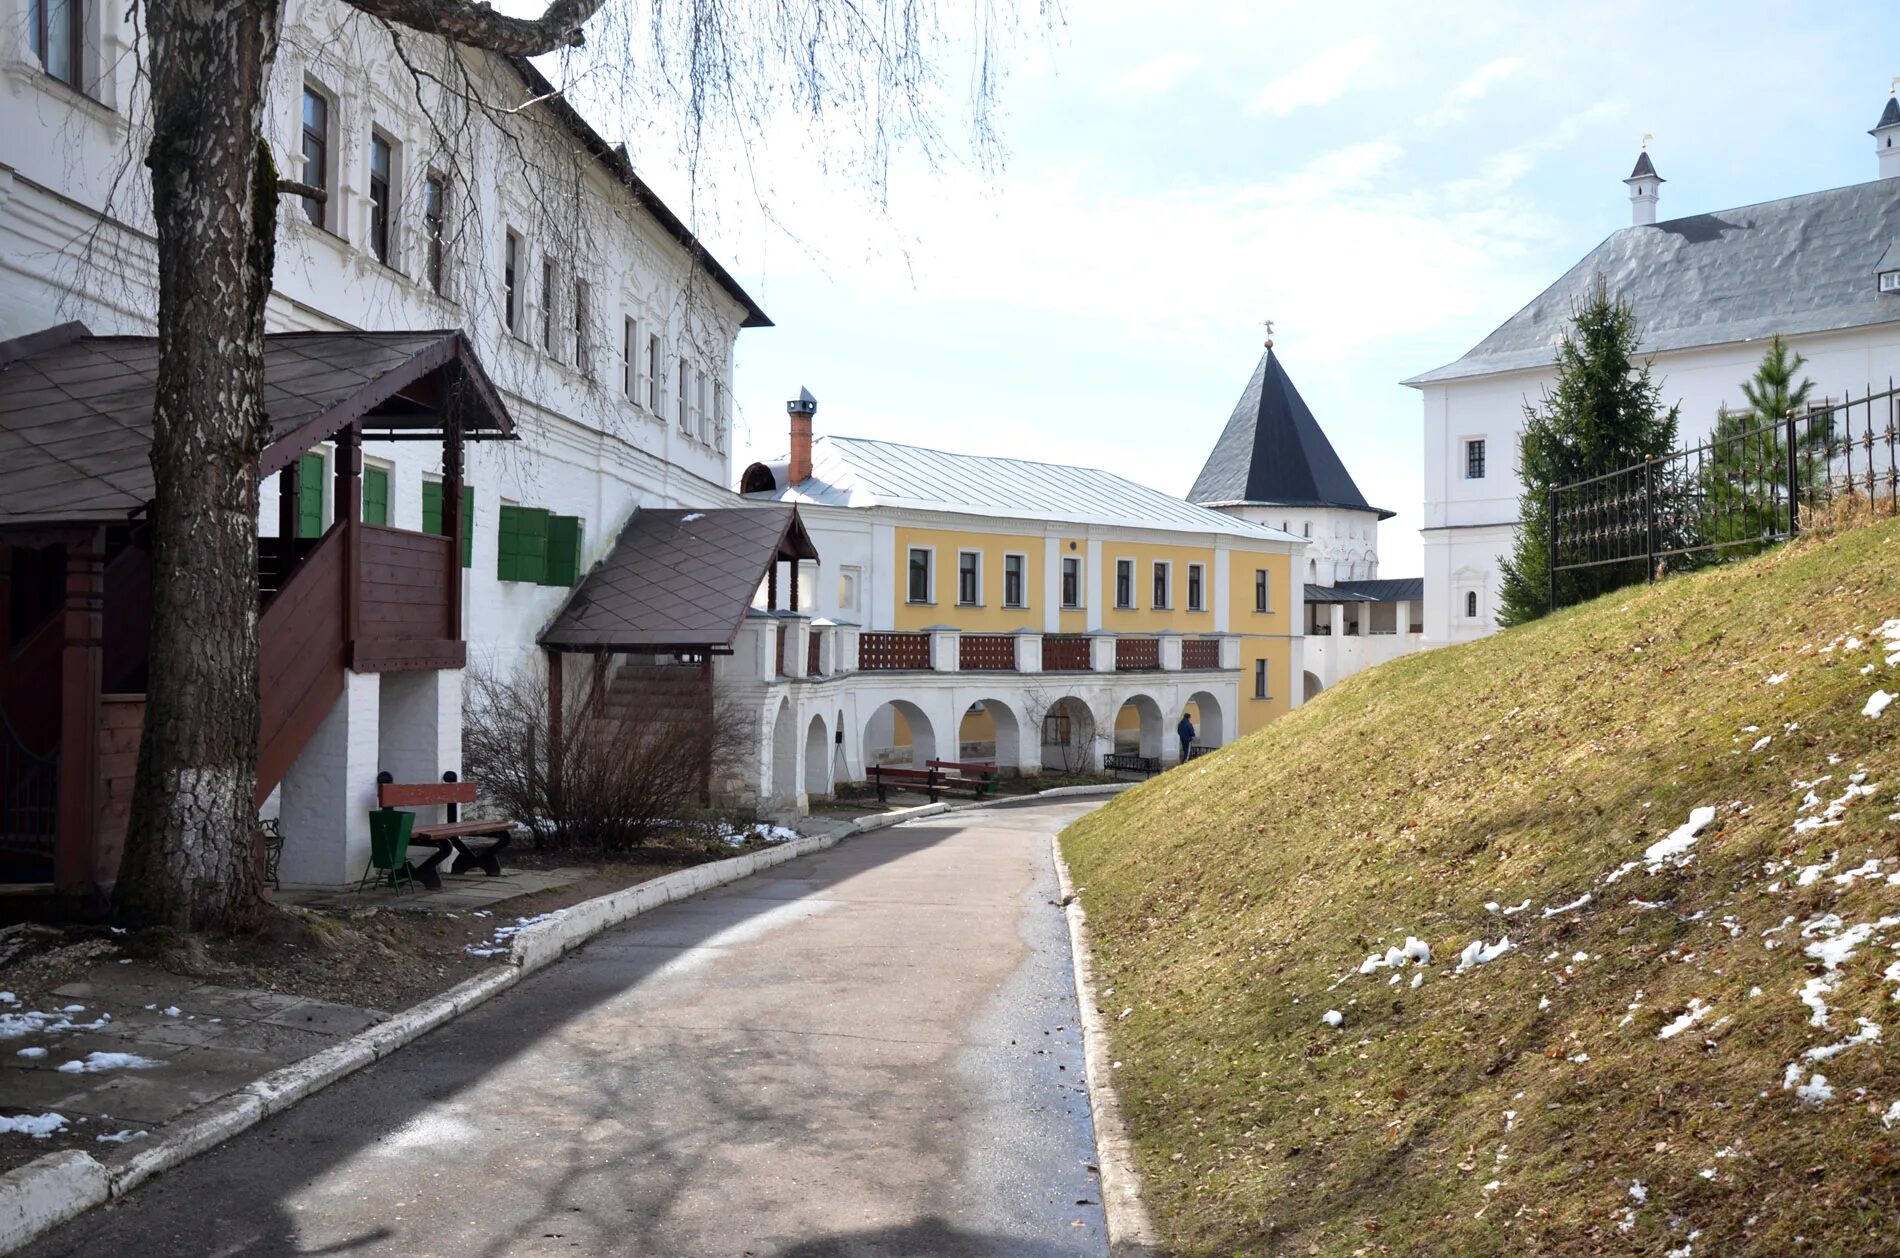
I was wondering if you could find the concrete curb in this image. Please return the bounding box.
[1031,783,1138,800]
[1051,833,1163,1257]
[0,1152,110,1256]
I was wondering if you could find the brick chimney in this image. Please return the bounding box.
[787,387,817,485]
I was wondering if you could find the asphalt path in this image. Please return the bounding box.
[24,800,1110,1257]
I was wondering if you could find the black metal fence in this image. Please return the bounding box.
[1548,383,1900,609]
[0,708,59,883]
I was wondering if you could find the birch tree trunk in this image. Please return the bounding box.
[114,0,285,930]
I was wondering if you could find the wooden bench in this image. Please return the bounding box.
[375,771,515,890]
[869,765,940,803]
[926,760,997,799]
[1103,752,1160,778]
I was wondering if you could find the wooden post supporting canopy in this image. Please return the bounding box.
[546,648,563,810]
[335,423,361,645]
[443,415,464,641]
[55,528,105,898]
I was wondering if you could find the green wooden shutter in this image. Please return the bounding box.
[296,453,325,538]
[543,515,582,586]
[362,467,389,525]
[421,481,474,568]
[459,489,474,569]
[497,505,550,583]
[496,505,522,581]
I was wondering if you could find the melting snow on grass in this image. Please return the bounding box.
[1863,690,1895,719]
[1455,937,1513,973]
[1657,998,1713,1040]
[1541,893,1591,918]
[1358,936,1431,973]
[1644,806,1717,873]
[1321,1009,1344,1028]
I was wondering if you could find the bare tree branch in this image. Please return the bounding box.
[338,0,605,55]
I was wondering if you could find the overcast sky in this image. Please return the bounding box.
[550,1,1900,575]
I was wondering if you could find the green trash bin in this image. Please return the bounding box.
[360,807,417,892]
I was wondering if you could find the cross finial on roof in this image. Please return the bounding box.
[1262,317,1275,350]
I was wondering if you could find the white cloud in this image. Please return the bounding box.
[1114,51,1201,96]
[1423,55,1527,127]
[1248,35,1378,117]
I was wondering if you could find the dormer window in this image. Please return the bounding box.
[1879,269,1900,294]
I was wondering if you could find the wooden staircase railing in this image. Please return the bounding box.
[255,524,347,806]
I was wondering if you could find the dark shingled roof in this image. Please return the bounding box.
[1306,577,1425,604]
[539,507,819,652]
[1874,96,1900,134]
[1187,348,1392,519]
[0,324,514,527]
[1627,150,1662,181]
[1406,178,1900,387]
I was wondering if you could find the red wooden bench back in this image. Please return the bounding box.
[927,760,996,776]
[378,780,479,808]
[870,766,935,780]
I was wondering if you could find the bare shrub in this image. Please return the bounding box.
[1020,684,1101,776]
[463,663,750,854]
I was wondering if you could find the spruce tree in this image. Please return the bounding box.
[1496,279,1680,625]
[1699,336,1819,554]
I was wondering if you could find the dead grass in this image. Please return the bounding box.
[1062,516,1900,1257]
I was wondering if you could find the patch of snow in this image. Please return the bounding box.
[1455,937,1513,973]
[1603,862,1641,885]
[1644,806,1717,873]
[1541,894,1591,918]
[1864,690,1895,719]
[1658,999,1713,1040]
[1798,976,1837,1029]
[1766,672,1789,685]
[161,1006,181,1018]
[1628,1182,1648,1204]
[1410,971,1424,990]
[680,512,705,523]
[1321,1009,1343,1028]
[1697,1168,1715,1180]
[1750,736,1773,752]
[15,1047,47,1058]
[95,1129,147,1144]
[1792,1072,1834,1105]
[1882,1100,1900,1130]
[1801,1018,1880,1064]
[0,1113,67,1138]
[54,1052,163,1074]
[1830,858,1887,887]
[465,909,569,957]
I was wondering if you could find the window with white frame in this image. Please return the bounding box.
[367,131,395,265]
[622,317,636,397]
[712,381,726,451]
[837,565,861,612]
[540,256,558,353]
[422,172,448,295]
[1114,559,1133,609]
[502,230,523,335]
[1253,657,1269,699]
[907,548,933,604]
[677,356,689,429]
[1465,438,1486,480]
[1151,560,1171,610]
[29,0,86,91]
[1254,568,1270,612]
[1465,589,1479,619]
[572,278,590,372]
[957,551,981,605]
[1003,553,1027,608]
[299,85,330,229]
[1186,562,1204,612]
[646,333,660,410]
[1061,556,1082,609]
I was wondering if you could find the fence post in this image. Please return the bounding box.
[1785,408,1800,538]
[1546,484,1558,613]
[1643,458,1656,582]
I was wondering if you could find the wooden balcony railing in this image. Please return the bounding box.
[1042,635,1091,671]
[1182,638,1221,670]
[958,634,1016,671]
[1115,637,1160,670]
[858,631,932,670]
[807,630,822,677]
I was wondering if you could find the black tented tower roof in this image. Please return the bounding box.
[1187,348,1391,519]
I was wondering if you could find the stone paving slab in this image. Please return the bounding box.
[280,866,592,912]
[2,965,386,1164]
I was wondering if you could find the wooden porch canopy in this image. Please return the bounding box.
[538,506,819,657]
[0,321,515,534]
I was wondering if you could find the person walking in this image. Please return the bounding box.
[1176,710,1196,764]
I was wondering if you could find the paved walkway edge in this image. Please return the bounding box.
[1051,832,1163,1258]
[0,808,956,1256]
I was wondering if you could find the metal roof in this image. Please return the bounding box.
[741,435,1297,542]
[1306,577,1425,604]
[1188,347,1392,519]
[0,324,514,527]
[1627,150,1662,182]
[1874,96,1900,133]
[539,507,818,652]
[1406,177,1900,388]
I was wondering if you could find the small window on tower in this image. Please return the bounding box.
[1465,438,1487,479]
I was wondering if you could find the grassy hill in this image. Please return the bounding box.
[1062,517,1900,1257]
